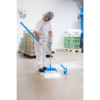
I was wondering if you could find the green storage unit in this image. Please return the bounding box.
[21,38,24,50]
[64,37,68,40]
[21,43,24,46]
[21,38,24,42]
[21,47,24,50]
[64,40,69,45]
[69,40,80,45]
[64,44,70,48]
[64,36,80,49]
[64,37,70,40]
[69,37,80,49]
[64,37,70,44]
[64,37,70,48]
[69,37,80,40]
[21,38,23,40]
[21,45,24,48]
[69,45,80,49]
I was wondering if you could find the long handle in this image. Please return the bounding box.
[50,44,51,65]
[50,40,51,68]
[20,22,66,70]
[20,22,39,42]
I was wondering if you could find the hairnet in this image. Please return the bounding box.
[43,11,54,18]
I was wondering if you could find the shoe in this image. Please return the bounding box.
[43,67,47,70]
[39,68,44,72]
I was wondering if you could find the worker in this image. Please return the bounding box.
[34,11,54,72]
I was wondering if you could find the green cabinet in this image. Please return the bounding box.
[21,38,24,50]
[64,37,80,49]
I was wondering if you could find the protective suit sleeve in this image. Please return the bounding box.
[35,20,42,32]
[49,21,52,31]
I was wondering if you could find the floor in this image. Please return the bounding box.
[17,51,83,100]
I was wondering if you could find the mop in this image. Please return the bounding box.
[20,22,67,75]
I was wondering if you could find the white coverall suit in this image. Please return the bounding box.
[34,18,52,68]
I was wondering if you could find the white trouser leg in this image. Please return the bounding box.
[34,40,43,68]
[42,39,47,67]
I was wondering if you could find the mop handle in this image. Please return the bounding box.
[50,39,52,68]
[20,22,65,70]
[20,22,39,42]
[42,45,60,64]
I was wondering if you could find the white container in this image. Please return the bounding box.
[64,34,70,37]
[64,30,71,37]
[70,34,81,37]
[69,29,82,37]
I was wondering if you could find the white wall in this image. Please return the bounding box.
[17,0,81,52]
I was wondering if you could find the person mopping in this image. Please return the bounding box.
[34,11,54,72]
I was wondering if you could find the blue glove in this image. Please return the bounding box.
[50,37,53,44]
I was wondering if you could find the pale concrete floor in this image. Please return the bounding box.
[17,51,83,100]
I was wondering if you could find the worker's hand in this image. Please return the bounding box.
[39,39,42,45]
[50,37,53,44]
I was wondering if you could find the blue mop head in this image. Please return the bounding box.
[60,64,67,75]
[63,67,67,75]
[45,68,57,73]
[61,64,67,75]
[45,64,57,73]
